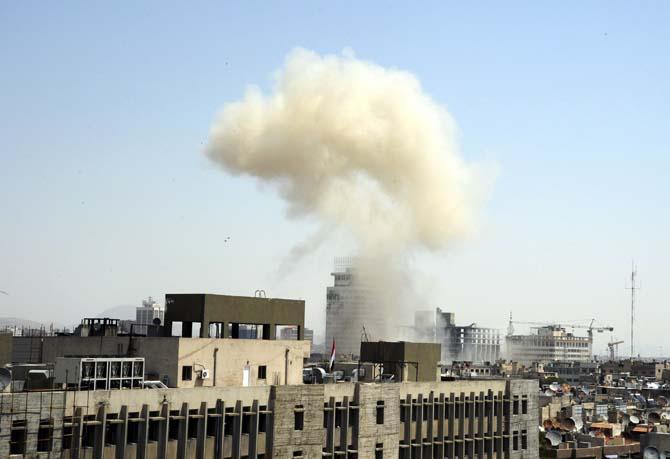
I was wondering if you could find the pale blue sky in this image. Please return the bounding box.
[1,2,668,355]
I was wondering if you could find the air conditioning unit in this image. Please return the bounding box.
[200,369,210,380]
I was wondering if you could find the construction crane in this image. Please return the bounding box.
[507,316,613,338]
[607,340,624,361]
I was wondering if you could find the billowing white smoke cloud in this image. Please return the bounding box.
[206,48,477,255]
[206,48,484,343]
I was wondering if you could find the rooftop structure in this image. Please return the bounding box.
[359,341,441,382]
[164,293,305,340]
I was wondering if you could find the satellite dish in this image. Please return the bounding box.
[550,382,560,392]
[544,389,554,396]
[0,368,11,391]
[573,417,584,431]
[545,431,561,447]
[661,413,670,421]
[658,396,668,407]
[562,418,576,430]
[644,447,660,459]
[152,317,161,326]
[648,412,661,424]
[200,369,210,379]
[630,415,640,425]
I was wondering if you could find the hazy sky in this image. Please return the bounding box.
[1,2,668,356]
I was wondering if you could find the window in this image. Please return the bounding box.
[242,407,251,434]
[521,430,528,450]
[259,406,267,433]
[10,420,27,454]
[294,405,304,430]
[376,401,384,424]
[521,396,528,414]
[258,365,267,380]
[182,365,193,381]
[512,396,519,415]
[512,431,519,451]
[37,419,53,452]
[293,450,303,457]
[375,442,383,459]
[335,402,343,427]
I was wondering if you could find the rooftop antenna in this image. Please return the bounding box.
[631,263,638,358]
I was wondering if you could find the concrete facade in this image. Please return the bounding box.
[506,327,591,365]
[12,336,310,389]
[0,379,538,458]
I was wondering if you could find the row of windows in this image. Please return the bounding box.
[181,365,268,381]
[291,396,529,434]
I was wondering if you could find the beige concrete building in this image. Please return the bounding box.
[0,379,538,458]
[13,336,309,388]
[506,326,591,365]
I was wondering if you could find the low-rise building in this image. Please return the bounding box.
[544,361,599,387]
[0,378,539,458]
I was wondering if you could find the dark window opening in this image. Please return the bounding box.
[375,442,383,459]
[10,420,27,454]
[259,406,267,433]
[148,419,160,442]
[513,431,519,451]
[294,406,304,431]
[62,421,73,451]
[521,430,528,450]
[82,422,96,448]
[521,397,528,414]
[376,401,384,424]
[105,422,118,445]
[242,407,252,434]
[188,418,199,438]
[335,402,343,428]
[224,408,235,435]
[127,418,140,444]
[258,365,267,380]
[37,419,53,452]
[182,366,193,381]
[168,417,180,440]
[293,451,303,457]
[512,397,519,415]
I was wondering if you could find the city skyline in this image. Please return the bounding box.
[2,2,669,356]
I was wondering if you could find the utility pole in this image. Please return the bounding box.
[632,264,638,358]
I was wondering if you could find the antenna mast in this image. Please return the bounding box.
[626,263,639,358]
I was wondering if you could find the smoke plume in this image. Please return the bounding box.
[206,49,483,341]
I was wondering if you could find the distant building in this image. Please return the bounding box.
[135,296,164,334]
[545,360,599,386]
[506,325,591,364]
[325,257,384,358]
[413,309,501,364]
[279,326,313,343]
[600,359,670,380]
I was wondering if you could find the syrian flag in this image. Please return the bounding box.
[329,339,336,372]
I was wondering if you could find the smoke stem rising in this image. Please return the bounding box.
[206,49,483,339]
